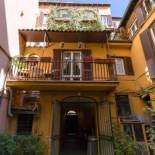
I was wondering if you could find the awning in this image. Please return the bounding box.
[19,29,112,43]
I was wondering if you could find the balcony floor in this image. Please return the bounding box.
[6,80,119,91]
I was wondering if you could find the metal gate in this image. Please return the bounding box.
[97,101,114,155]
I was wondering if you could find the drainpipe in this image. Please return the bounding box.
[6,87,13,117]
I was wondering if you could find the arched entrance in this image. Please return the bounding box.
[51,96,97,155]
[60,96,97,155]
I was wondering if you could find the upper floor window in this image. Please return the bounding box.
[56,9,71,19]
[130,20,138,37]
[43,14,48,26]
[143,0,155,15]
[82,10,96,21]
[101,15,109,27]
[149,21,155,46]
[114,57,134,75]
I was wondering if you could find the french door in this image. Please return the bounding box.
[62,51,82,80]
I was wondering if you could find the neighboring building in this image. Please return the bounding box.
[112,16,122,29]
[3,0,155,155]
[0,0,38,132]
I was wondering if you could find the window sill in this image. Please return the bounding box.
[54,17,71,22]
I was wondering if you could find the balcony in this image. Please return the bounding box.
[6,57,118,91]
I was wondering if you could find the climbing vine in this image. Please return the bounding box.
[47,7,104,31]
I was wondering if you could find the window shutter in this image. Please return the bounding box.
[140,29,155,79]
[124,57,134,75]
[135,5,145,27]
[36,12,44,28]
[107,15,113,27]
[82,50,93,80]
[52,50,62,80]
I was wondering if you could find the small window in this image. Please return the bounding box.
[43,14,48,26]
[114,57,134,75]
[123,123,144,142]
[17,114,33,135]
[115,95,131,117]
[115,58,126,75]
[130,20,138,36]
[56,9,70,19]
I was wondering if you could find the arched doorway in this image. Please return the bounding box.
[60,96,97,155]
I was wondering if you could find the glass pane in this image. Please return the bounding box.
[133,124,144,141]
[63,53,71,76]
[115,58,125,75]
[115,95,131,117]
[123,124,133,139]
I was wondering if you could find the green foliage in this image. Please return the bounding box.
[147,127,155,151]
[47,7,104,31]
[0,134,17,155]
[0,134,46,155]
[113,127,137,155]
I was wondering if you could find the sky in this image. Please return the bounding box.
[64,0,129,17]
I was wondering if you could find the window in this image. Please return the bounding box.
[62,51,82,80]
[130,20,138,36]
[82,10,96,20]
[123,123,144,142]
[43,14,48,26]
[101,15,108,27]
[57,9,70,19]
[115,58,126,75]
[149,22,155,46]
[143,0,154,15]
[115,95,131,117]
[114,57,134,75]
[17,114,33,135]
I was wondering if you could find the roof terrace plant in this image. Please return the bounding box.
[47,7,105,31]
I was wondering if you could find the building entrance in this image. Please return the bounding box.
[51,96,96,155]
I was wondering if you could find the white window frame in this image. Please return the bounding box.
[115,58,126,75]
[130,19,138,37]
[150,27,155,46]
[43,14,48,26]
[100,15,108,27]
[62,51,82,80]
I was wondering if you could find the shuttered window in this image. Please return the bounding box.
[100,15,112,27]
[140,22,155,79]
[114,57,134,75]
[36,12,44,28]
[17,114,33,135]
[115,95,131,117]
[135,5,145,27]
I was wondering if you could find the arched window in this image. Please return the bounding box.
[56,9,71,19]
[82,10,96,20]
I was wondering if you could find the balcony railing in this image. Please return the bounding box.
[8,57,117,81]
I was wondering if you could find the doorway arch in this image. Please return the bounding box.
[60,96,97,155]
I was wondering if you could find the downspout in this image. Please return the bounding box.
[0,45,11,105]
[6,87,13,117]
[0,45,13,116]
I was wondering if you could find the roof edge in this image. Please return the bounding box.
[119,0,138,27]
[39,1,111,7]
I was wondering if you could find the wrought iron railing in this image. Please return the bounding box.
[8,57,117,81]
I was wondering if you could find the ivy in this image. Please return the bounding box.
[47,7,105,31]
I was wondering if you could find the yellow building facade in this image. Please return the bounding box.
[5,0,155,155]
